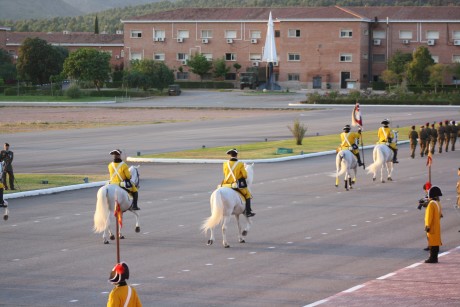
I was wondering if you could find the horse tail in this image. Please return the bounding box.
[367,146,383,175]
[94,186,110,233]
[336,152,347,177]
[201,189,224,234]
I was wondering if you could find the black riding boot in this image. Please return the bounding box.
[244,198,255,217]
[425,246,439,263]
[131,192,140,210]
[355,153,364,166]
[392,148,399,163]
[0,188,4,207]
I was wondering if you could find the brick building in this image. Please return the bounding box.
[0,30,124,67]
[121,6,460,89]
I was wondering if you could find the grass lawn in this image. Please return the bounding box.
[4,174,107,194]
[142,126,412,159]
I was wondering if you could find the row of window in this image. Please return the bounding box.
[131,28,460,40]
[131,51,460,64]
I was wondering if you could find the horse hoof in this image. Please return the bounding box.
[135,226,140,233]
[335,184,338,188]
[388,177,393,181]
[104,240,109,244]
[224,244,230,248]
[381,180,385,183]
[110,234,115,240]
[120,235,125,239]
[242,230,248,236]
[373,178,376,182]
[239,239,246,243]
[207,240,213,245]
[3,215,8,221]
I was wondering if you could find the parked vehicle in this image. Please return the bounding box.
[168,84,181,96]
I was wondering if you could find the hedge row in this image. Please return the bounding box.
[301,98,460,105]
[82,89,156,97]
[175,81,235,89]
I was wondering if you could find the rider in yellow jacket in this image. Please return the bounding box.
[377,119,399,163]
[108,149,139,210]
[222,148,254,217]
[339,125,364,166]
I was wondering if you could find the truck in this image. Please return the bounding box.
[239,67,266,90]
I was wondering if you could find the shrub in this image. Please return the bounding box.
[65,85,82,99]
[288,119,307,145]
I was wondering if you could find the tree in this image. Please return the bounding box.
[406,46,435,86]
[128,59,174,92]
[187,53,213,81]
[16,37,67,85]
[233,62,242,74]
[94,15,99,34]
[428,63,448,93]
[387,50,412,84]
[0,49,17,83]
[62,48,111,90]
[213,57,230,80]
[450,62,460,88]
[381,69,399,90]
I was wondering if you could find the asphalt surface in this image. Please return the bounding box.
[1,91,460,306]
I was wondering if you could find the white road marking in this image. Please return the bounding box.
[343,284,365,293]
[377,272,396,280]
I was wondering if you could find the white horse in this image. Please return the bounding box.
[201,163,254,248]
[94,166,140,244]
[367,131,398,183]
[0,161,8,221]
[335,150,358,191]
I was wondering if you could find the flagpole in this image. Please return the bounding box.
[115,201,121,263]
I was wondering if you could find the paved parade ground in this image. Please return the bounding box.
[1,91,460,306]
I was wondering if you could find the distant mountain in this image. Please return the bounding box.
[0,0,158,21]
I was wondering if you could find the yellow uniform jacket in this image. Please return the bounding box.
[107,285,142,307]
[425,200,442,246]
[377,127,397,149]
[339,132,360,154]
[108,161,138,193]
[222,159,251,199]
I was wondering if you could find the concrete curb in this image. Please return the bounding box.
[4,141,409,199]
[4,181,108,200]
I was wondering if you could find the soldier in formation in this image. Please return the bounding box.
[408,125,418,159]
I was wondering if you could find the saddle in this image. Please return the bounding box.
[219,183,245,202]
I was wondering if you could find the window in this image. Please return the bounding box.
[452,55,460,63]
[225,53,236,61]
[249,53,262,61]
[250,31,261,39]
[373,54,386,63]
[225,73,237,80]
[340,29,353,38]
[177,30,189,39]
[154,53,165,61]
[340,53,352,62]
[130,30,142,38]
[176,72,189,80]
[225,30,237,39]
[431,55,439,63]
[288,29,301,37]
[130,52,142,60]
[202,53,213,61]
[288,74,300,81]
[177,53,189,61]
[120,50,125,58]
[201,30,212,38]
[453,31,460,39]
[373,30,386,39]
[154,30,165,39]
[426,31,439,40]
[275,30,280,37]
[399,30,413,39]
[288,53,300,61]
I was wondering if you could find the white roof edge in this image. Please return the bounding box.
[380,19,460,23]
[6,43,123,47]
[122,18,369,24]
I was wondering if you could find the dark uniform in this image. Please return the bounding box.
[437,122,445,153]
[0,143,14,190]
[450,121,458,151]
[430,123,438,154]
[424,123,432,156]
[444,120,451,152]
[408,125,418,159]
[419,126,428,157]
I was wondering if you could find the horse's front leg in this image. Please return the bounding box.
[3,201,9,221]
[131,210,141,233]
[222,216,230,248]
[236,215,245,243]
[380,165,385,183]
[207,227,215,245]
[387,162,393,181]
